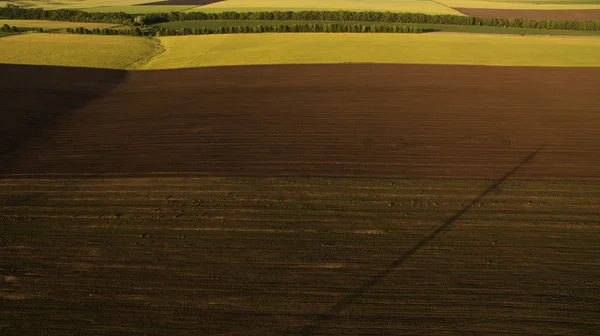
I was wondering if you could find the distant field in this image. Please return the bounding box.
[82,5,197,13]
[0,20,121,29]
[3,0,463,14]
[1,0,155,9]
[143,33,600,69]
[439,0,600,9]
[1,32,600,70]
[0,31,16,37]
[2,0,152,9]
[190,0,462,15]
[157,19,600,35]
[0,34,161,69]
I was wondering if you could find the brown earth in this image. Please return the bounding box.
[1,63,600,336]
[137,0,223,6]
[454,7,600,20]
[1,63,600,180]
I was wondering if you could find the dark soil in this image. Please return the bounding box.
[1,63,599,180]
[454,7,600,20]
[1,63,600,336]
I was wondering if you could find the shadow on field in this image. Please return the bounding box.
[0,64,126,171]
[298,145,545,335]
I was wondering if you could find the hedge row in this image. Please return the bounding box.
[62,24,421,36]
[65,27,145,36]
[143,10,600,31]
[1,23,19,32]
[0,5,130,24]
[157,24,422,35]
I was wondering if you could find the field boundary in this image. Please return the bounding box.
[121,36,166,69]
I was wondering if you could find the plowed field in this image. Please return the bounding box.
[1,63,599,335]
[454,7,600,20]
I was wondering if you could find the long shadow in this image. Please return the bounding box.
[0,64,126,172]
[298,145,545,335]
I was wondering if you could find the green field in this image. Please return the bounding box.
[144,33,600,69]
[438,0,600,9]
[0,20,121,30]
[0,33,162,69]
[157,19,600,36]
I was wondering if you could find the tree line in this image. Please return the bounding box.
[144,10,600,31]
[65,27,146,36]
[0,5,130,24]
[60,23,422,36]
[1,23,19,32]
[2,6,600,31]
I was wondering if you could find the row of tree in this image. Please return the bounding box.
[0,5,130,24]
[1,23,46,33]
[2,6,600,31]
[156,24,422,36]
[143,10,600,31]
[60,24,422,36]
[65,27,146,36]
[1,23,18,32]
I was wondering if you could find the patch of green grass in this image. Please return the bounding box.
[143,33,600,69]
[156,19,600,36]
[0,31,17,37]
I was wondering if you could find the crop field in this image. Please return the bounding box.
[2,33,600,70]
[0,20,121,29]
[82,5,198,14]
[439,0,600,9]
[145,33,600,69]
[454,7,600,20]
[157,19,600,35]
[0,34,162,69]
[191,0,463,15]
[442,0,600,19]
[1,0,158,9]
[2,0,463,14]
[1,63,599,335]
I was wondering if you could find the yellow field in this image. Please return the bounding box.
[0,20,120,29]
[142,33,600,69]
[2,33,600,69]
[2,0,152,9]
[438,0,600,10]
[0,34,162,69]
[2,0,463,15]
[193,0,463,15]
